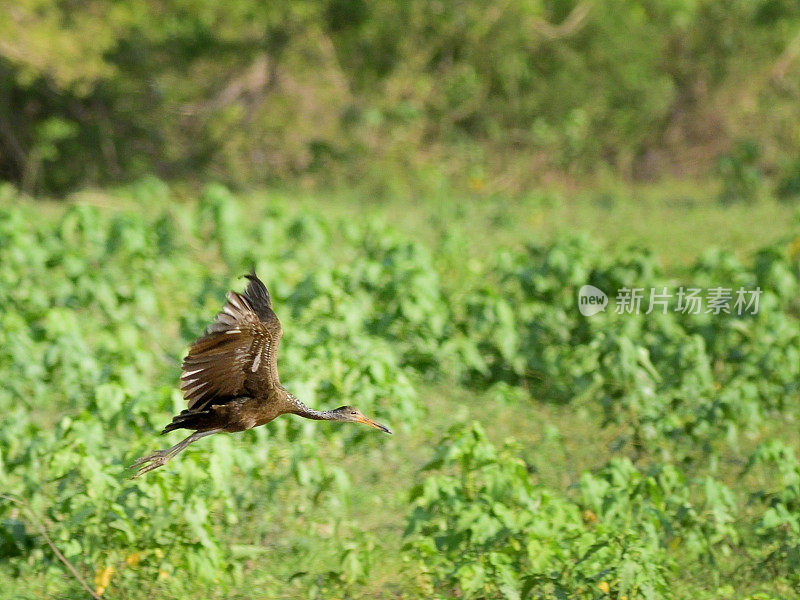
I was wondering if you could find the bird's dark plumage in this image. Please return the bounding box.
[130,271,391,478]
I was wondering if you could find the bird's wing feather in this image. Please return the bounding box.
[242,271,283,387]
[180,273,283,411]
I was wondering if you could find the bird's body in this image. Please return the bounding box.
[131,271,390,478]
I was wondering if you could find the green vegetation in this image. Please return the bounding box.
[1,1,800,194]
[1,181,800,598]
[4,1,800,598]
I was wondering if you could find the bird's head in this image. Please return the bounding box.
[330,406,392,434]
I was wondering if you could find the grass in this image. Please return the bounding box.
[53,177,800,273]
[235,179,799,272]
[7,178,800,599]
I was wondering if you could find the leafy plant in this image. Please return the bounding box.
[2,185,800,598]
[405,423,680,599]
[747,441,800,583]
[716,140,765,205]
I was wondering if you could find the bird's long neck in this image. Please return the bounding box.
[286,393,338,421]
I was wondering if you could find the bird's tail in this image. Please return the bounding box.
[161,409,214,435]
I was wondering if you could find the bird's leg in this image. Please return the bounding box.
[129,429,222,478]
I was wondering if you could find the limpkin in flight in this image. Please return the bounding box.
[131,271,391,478]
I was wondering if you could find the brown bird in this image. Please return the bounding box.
[131,271,391,478]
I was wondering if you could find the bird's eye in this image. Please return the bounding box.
[350,411,357,415]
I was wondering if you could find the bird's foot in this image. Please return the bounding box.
[129,450,172,479]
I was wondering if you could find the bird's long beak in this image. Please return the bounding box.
[359,416,392,434]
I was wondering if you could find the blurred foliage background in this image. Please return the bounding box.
[2,0,800,197]
[6,2,800,599]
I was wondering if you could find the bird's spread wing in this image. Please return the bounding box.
[180,272,283,411]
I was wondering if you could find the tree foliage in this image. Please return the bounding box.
[1,0,800,193]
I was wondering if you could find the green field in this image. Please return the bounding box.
[2,181,800,599]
